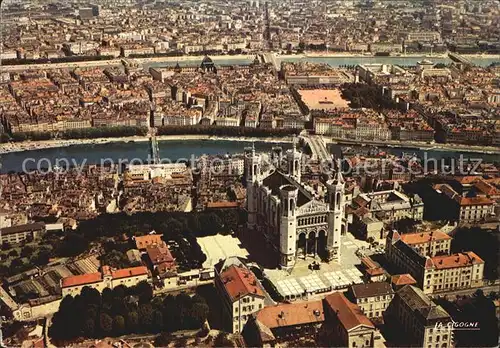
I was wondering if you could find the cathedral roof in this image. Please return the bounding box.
[262,170,313,207]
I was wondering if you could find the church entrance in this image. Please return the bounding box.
[298,233,306,259]
[317,230,327,260]
[307,231,316,256]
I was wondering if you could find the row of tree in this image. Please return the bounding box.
[55,210,241,269]
[2,55,115,66]
[2,124,297,144]
[157,125,301,137]
[49,283,209,343]
[340,83,399,110]
[435,290,499,347]
[1,209,242,278]
[4,126,148,142]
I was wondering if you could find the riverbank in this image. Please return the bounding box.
[279,52,499,60]
[1,133,498,156]
[2,52,497,73]
[0,134,295,154]
[133,54,255,64]
[328,137,500,155]
[298,52,449,58]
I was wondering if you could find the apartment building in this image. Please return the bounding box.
[146,241,177,274]
[399,230,452,257]
[349,190,424,223]
[386,230,485,294]
[433,183,495,224]
[125,163,188,182]
[348,282,395,319]
[0,222,46,245]
[323,292,376,348]
[134,234,163,250]
[387,285,453,348]
[61,265,149,297]
[215,260,266,333]
[245,300,325,346]
[407,31,441,42]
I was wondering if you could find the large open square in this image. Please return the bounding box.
[263,233,369,301]
[297,88,351,110]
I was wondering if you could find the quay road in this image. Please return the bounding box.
[330,137,500,155]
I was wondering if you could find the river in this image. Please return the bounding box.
[144,54,500,69]
[0,139,497,173]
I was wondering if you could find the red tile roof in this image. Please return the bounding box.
[324,292,375,331]
[427,251,484,270]
[135,234,163,250]
[453,176,481,185]
[206,201,239,208]
[111,266,148,280]
[220,265,265,302]
[456,196,494,206]
[146,242,175,266]
[400,230,451,245]
[61,272,102,288]
[474,180,499,196]
[256,300,324,329]
[391,273,417,286]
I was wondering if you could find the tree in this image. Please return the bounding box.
[152,310,164,333]
[126,311,139,332]
[138,303,154,332]
[8,249,18,258]
[154,332,174,347]
[200,213,223,234]
[21,245,34,257]
[112,315,126,336]
[189,302,209,328]
[99,313,113,336]
[218,209,239,233]
[135,281,153,304]
[58,232,89,257]
[163,218,183,240]
[32,248,51,266]
[81,287,101,306]
[112,285,127,299]
[101,288,114,310]
[101,249,129,269]
[100,313,113,335]
[83,318,96,337]
[214,332,232,347]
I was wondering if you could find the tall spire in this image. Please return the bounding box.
[334,159,345,184]
[252,142,255,157]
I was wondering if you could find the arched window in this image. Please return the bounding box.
[336,192,341,209]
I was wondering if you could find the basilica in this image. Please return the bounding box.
[245,143,348,269]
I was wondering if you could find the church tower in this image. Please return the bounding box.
[246,144,261,229]
[287,138,301,182]
[326,162,346,262]
[279,185,298,269]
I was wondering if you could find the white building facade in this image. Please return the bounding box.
[245,144,347,269]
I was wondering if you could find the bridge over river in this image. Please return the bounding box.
[301,135,331,163]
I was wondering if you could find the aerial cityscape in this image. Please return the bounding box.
[0,0,499,347]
